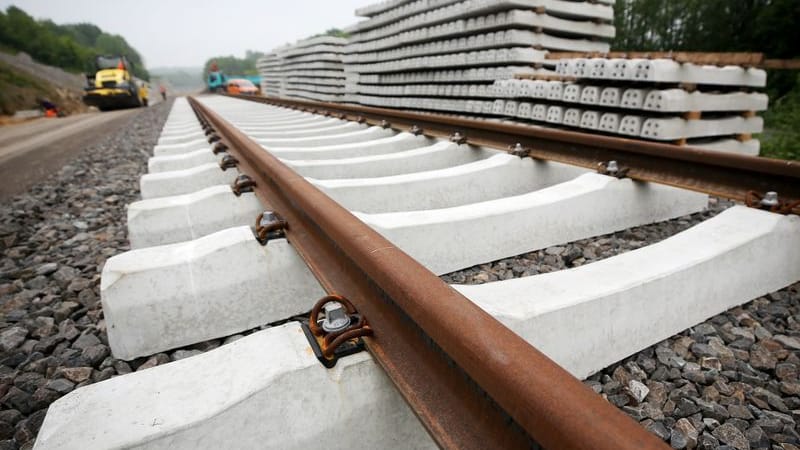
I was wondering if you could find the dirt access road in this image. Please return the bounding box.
[0,109,140,200]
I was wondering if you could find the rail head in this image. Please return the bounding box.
[189,95,669,450]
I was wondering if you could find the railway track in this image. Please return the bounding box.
[34,95,800,449]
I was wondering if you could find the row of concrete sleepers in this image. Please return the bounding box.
[32,94,800,449]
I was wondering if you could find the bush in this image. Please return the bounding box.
[761,74,800,161]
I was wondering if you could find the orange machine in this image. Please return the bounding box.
[225,79,258,95]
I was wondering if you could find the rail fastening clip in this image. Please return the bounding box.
[219,154,238,170]
[231,174,256,196]
[212,142,228,154]
[254,211,287,244]
[597,160,630,179]
[745,191,800,214]
[301,294,372,368]
[450,131,468,145]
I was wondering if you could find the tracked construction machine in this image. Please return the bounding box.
[83,55,149,111]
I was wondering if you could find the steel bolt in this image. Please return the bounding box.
[450,132,467,145]
[761,191,779,207]
[259,211,281,228]
[606,160,620,174]
[510,143,528,157]
[322,302,351,333]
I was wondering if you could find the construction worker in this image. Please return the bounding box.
[38,98,60,118]
[159,85,167,101]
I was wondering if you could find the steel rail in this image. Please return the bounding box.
[231,94,800,215]
[188,96,668,450]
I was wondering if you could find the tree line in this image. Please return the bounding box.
[0,6,149,80]
[203,50,264,79]
[613,0,799,97]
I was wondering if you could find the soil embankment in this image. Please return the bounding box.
[0,52,88,119]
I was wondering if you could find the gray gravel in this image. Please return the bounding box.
[588,283,800,450]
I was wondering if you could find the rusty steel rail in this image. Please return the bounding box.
[188,96,668,450]
[231,94,800,215]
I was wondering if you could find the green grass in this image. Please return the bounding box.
[760,116,800,161]
[760,129,800,161]
[760,75,800,161]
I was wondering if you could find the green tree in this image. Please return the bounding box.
[203,50,264,78]
[613,0,800,97]
[0,6,150,79]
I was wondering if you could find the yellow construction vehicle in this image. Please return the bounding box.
[83,55,148,110]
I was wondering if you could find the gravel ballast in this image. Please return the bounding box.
[589,282,800,450]
[0,102,797,449]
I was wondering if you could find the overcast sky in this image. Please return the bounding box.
[1,0,366,68]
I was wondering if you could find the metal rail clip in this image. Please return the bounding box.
[745,191,800,214]
[255,211,287,244]
[207,133,221,144]
[212,142,228,154]
[597,160,630,178]
[450,131,467,145]
[301,295,372,368]
[509,143,530,158]
[219,154,238,170]
[409,124,423,136]
[231,174,255,196]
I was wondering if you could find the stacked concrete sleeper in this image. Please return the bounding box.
[484,57,768,155]
[257,35,348,102]
[343,0,616,108]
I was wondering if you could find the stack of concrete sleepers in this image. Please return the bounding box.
[256,51,285,97]
[257,36,348,102]
[342,0,616,115]
[488,55,768,155]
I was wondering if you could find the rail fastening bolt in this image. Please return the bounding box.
[321,302,351,333]
[761,191,779,208]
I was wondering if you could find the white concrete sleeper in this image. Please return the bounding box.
[127,185,265,248]
[139,163,238,199]
[34,323,434,450]
[456,206,800,379]
[359,172,708,274]
[101,227,324,359]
